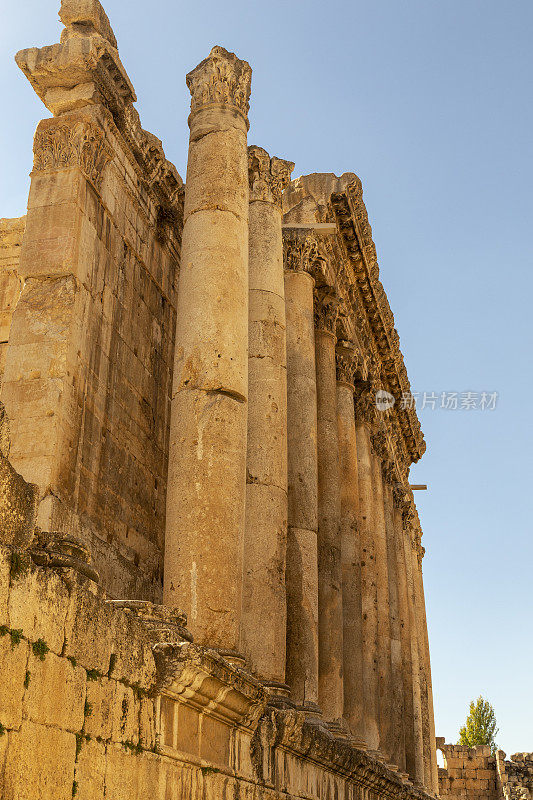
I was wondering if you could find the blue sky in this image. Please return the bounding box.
[2,0,532,754]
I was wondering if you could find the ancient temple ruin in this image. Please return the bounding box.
[0,1,441,798]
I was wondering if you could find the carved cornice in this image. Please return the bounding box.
[314,287,339,334]
[33,118,113,189]
[248,146,294,208]
[282,228,328,280]
[329,184,425,466]
[186,46,252,119]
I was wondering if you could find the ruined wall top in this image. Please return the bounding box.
[15,0,183,215]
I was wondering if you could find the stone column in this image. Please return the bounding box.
[392,488,416,780]
[412,534,439,794]
[164,48,252,654]
[336,343,366,747]
[403,506,425,786]
[354,387,380,752]
[241,146,294,686]
[283,229,323,713]
[314,289,344,725]
[370,431,394,764]
[383,475,406,772]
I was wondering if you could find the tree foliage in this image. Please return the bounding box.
[458,696,498,752]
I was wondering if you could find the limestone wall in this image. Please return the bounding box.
[2,10,183,601]
[0,218,24,383]
[0,542,436,800]
[497,751,533,800]
[437,740,500,800]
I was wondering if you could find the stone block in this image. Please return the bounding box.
[64,581,114,673]
[104,743,139,800]
[0,546,9,626]
[74,737,107,800]
[110,682,139,745]
[200,715,230,768]
[8,563,68,654]
[176,702,200,757]
[3,719,76,800]
[24,651,85,731]
[140,696,156,751]
[0,637,28,729]
[84,676,114,740]
[107,605,156,690]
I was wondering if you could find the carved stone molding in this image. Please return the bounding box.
[335,341,359,386]
[353,382,377,427]
[314,287,339,334]
[186,45,252,119]
[33,118,113,189]
[248,145,294,208]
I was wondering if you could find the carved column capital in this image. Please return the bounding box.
[283,229,327,281]
[186,46,252,120]
[248,146,294,208]
[313,287,338,335]
[33,116,113,190]
[353,381,377,427]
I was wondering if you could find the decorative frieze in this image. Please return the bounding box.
[186,45,252,118]
[248,145,294,207]
[33,119,113,189]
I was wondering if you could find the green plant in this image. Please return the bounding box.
[84,700,93,718]
[10,551,29,579]
[72,780,78,797]
[458,696,499,752]
[23,670,31,689]
[67,656,77,668]
[9,629,23,649]
[122,739,142,755]
[0,625,9,637]
[0,723,5,736]
[32,639,49,661]
[75,733,84,759]
[86,668,100,681]
[108,653,117,674]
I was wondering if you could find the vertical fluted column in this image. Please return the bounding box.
[354,387,380,751]
[393,489,417,780]
[314,289,344,725]
[164,47,252,653]
[370,432,394,764]
[283,229,322,713]
[241,146,294,685]
[412,534,439,794]
[383,476,406,772]
[403,507,425,785]
[336,343,366,747]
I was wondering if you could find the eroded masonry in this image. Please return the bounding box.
[0,2,441,798]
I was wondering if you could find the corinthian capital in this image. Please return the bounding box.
[248,146,294,207]
[186,46,252,119]
[283,229,327,281]
[353,381,377,426]
[335,340,367,386]
[314,287,339,334]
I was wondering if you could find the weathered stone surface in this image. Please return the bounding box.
[8,562,69,654]
[0,449,38,548]
[3,720,76,800]
[0,637,28,730]
[74,737,107,800]
[24,650,86,731]
[0,546,9,626]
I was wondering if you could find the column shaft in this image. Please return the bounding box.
[384,481,406,770]
[413,542,439,793]
[336,377,365,743]
[164,48,252,651]
[370,448,394,762]
[393,500,417,780]
[241,147,293,683]
[285,265,319,710]
[315,324,343,722]
[403,525,425,784]
[355,420,380,750]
